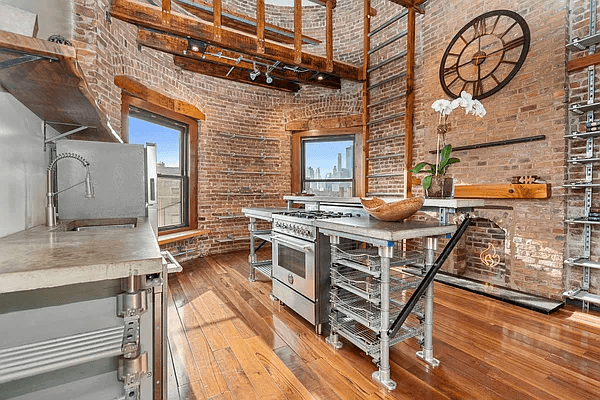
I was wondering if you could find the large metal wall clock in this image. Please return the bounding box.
[439,10,530,100]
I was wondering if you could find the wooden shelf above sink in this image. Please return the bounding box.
[0,30,121,143]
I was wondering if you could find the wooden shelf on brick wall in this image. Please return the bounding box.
[158,229,210,245]
[0,30,121,142]
[454,184,551,199]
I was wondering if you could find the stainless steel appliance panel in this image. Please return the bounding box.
[272,279,316,324]
[145,143,158,237]
[56,140,146,220]
[272,234,316,300]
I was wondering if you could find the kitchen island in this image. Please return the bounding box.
[0,217,165,400]
[315,214,470,390]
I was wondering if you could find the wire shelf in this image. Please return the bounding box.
[331,243,423,275]
[331,265,423,303]
[252,260,272,278]
[329,315,423,361]
[331,265,381,302]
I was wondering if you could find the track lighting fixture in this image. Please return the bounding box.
[187,38,207,53]
[249,62,260,81]
[317,74,325,81]
[265,73,273,84]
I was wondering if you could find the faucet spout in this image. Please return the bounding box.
[46,153,94,227]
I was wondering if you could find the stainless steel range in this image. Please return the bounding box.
[271,210,359,333]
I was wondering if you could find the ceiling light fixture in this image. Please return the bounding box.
[249,62,260,81]
[317,74,325,81]
[265,73,273,84]
[187,38,207,53]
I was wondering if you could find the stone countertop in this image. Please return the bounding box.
[314,215,457,245]
[0,217,162,294]
[283,196,484,210]
[241,207,290,221]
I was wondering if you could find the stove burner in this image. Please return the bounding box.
[279,210,359,219]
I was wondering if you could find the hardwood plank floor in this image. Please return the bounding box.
[167,251,600,400]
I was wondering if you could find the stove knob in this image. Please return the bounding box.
[288,274,294,284]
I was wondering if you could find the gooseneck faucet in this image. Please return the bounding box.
[46,153,95,227]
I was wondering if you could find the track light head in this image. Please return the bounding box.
[187,38,207,53]
[266,74,273,84]
[249,69,260,81]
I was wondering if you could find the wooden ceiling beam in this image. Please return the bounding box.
[110,0,362,80]
[387,0,425,14]
[174,0,321,46]
[173,56,301,92]
[137,29,341,89]
[114,74,205,119]
[306,0,336,8]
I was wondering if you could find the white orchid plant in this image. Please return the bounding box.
[409,91,486,191]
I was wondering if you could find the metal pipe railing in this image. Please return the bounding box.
[388,217,472,339]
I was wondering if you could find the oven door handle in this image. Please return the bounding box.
[271,234,314,252]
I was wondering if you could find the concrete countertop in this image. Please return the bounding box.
[241,207,290,221]
[0,217,162,294]
[283,196,484,210]
[314,215,457,244]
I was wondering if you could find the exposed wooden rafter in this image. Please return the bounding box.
[306,0,336,8]
[137,29,341,89]
[174,0,321,46]
[173,56,301,92]
[387,0,426,14]
[110,0,362,81]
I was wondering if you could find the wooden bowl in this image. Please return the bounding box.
[359,197,424,222]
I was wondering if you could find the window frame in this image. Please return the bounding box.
[122,94,198,235]
[300,135,356,197]
[291,126,364,197]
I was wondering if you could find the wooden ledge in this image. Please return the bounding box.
[454,184,551,199]
[114,75,205,120]
[158,229,210,245]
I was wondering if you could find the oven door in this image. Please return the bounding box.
[271,233,316,301]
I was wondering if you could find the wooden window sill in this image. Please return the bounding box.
[158,229,210,245]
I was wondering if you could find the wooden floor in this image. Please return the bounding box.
[167,251,600,400]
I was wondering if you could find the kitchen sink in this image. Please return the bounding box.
[52,218,138,232]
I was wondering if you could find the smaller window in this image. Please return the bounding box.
[128,107,189,231]
[301,136,355,197]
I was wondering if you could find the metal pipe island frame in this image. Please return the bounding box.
[313,199,481,390]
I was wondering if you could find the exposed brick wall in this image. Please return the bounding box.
[71,0,362,260]
[67,0,585,300]
[409,0,569,299]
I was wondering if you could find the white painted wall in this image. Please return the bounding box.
[0,88,48,238]
[0,0,73,39]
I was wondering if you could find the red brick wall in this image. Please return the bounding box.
[411,0,568,299]
[69,0,582,300]
[72,0,362,260]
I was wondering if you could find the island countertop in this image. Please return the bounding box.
[241,207,290,221]
[314,215,457,245]
[0,217,162,294]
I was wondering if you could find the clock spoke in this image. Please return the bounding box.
[499,21,518,39]
[503,36,525,52]
[489,15,501,34]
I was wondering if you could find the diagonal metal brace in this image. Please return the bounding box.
[0,47,59,70]
[0,54,43,70]
[388,217,472,339]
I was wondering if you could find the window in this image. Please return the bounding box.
[122,95,198,234]
[301,136,355,197]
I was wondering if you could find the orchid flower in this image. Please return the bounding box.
[431,99,456,116]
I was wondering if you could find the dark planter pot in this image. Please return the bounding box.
[426,176,454,198]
